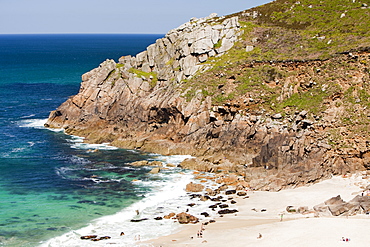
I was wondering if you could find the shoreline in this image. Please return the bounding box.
[141,173,370,247]
[37,120,370,247]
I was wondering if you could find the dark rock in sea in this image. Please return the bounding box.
[237,191,247,196]
[81,235,98,240]
[200,212,210,217]
[209,219,216,223]
[218,209,238,214]
[130,218,149,222]
[225,190,236,195]
[77,200,95,204]
[200,195,210,201]
[99,236,111,240]
[187,203,196,207]
[209,204,218,209]
[189,194,202,199]
[231,200,237,204]
[46,227,58,231]
[211,196,223,202]
[219,204,229,208]
[154,216,163,220]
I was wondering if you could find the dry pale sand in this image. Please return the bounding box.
[140,174,370,247]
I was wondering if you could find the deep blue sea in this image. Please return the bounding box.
[0,34,196,247]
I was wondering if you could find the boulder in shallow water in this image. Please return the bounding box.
[130,160,149,166]
[81,235,98,240]
[164,212,176,219]
[185,182,204,192]
[237,191,247,196]
[176,212,199,224]
[149,167,160,174]
[218,209,238,214]
[130,218,149,222]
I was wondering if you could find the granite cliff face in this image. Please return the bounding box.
[46,5,370,191]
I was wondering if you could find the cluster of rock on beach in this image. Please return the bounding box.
[129,160,370,225]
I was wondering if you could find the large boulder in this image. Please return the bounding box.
[185,182,205,192]
[130,160,149,166]
[324,195,351,216]
[176,212,199,224]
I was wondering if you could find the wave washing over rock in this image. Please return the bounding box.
[45,8,370,192]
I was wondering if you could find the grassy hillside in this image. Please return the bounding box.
[181,0,370,138]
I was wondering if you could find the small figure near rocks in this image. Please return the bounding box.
[201,223,206,231]
[257,233,262,239]
[279,213,284,221]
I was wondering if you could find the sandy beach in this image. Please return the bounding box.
[141,174,370,247]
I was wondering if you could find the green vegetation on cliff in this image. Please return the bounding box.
[181,0,369,137]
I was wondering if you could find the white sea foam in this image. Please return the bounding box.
[19,114,36,119]
[39,156,214,247]
[66,135,119,150]
[18,118,48,128]
[70,142,119,150]
[18,118,64,132]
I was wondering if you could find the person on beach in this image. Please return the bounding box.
[279,213,284,221]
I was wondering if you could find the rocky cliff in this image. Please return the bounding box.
[46,1,370,191]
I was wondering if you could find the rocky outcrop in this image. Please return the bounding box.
[176,212,199,224]
[45,11,369,191]
[185,182,205,193]
[313,194,370,216]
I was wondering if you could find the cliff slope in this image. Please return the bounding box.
[46,0,370,191]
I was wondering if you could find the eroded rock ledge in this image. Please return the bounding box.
[45,14,369,191]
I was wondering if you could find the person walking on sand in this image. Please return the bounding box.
[279,213,284,222]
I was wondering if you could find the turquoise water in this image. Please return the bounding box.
[0,34,168,246]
